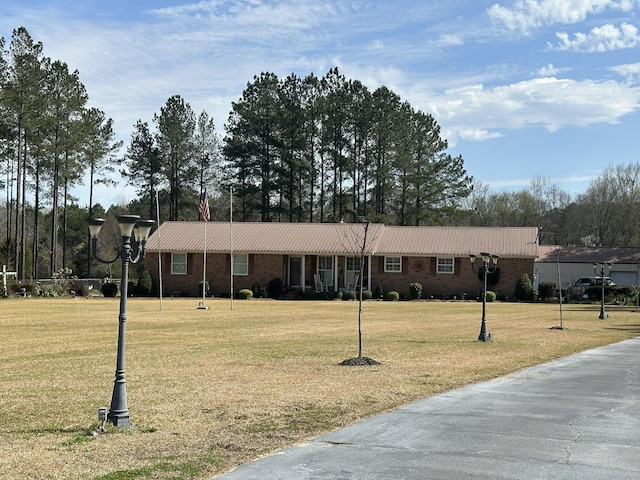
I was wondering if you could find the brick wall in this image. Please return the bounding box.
[144,252,286,297]
[370,256,533,300]
[144,252,534,299]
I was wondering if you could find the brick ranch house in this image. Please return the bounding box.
[143,222,539,299]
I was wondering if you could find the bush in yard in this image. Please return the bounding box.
[585,285,629,301]
[68,278,86,296]
[40,285,60,297]
[101,282,118,297]
[361,290,373,300]
[237,289,253,299]
[373,284,384,299]
[485,291,496,302]
[267,277,283,298]
[385,291,400,301]
[137,271,153,296]
[515,274,534,301]
[342,290,357,300]
[301,290,316,299]
[10,282,37,296]
[409,282,422,300]
[538,282,556,300]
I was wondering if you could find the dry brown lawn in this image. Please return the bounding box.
[1,297,638,479]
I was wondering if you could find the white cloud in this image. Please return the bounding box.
[436,34,464,47]
[488,0,637,34]
[536,63,566,76]
[551,22,640,51]
[484,174,597,192]
[430,77,640,143]
[610,62,640,82]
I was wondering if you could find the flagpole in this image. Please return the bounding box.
[198,222,208,309]
[198,189,209,310]
[230,186,234,311]
[155,189,163,310]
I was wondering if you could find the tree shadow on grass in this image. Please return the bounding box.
[605,324,640,334]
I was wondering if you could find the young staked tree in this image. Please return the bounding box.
[339,219,380,366]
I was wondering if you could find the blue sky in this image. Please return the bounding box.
[3,0,640,207]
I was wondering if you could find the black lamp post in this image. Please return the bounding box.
[593,262,612,320]
[470,252,499,342]
[89,214,154,429]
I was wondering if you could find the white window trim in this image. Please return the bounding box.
[318,256,334,286]
[384,256,402,273]
[437,257,454,274]
[171,253,187,275]
[346,257,361,285]
[232,253,249,276]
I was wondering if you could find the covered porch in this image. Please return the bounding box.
[284,254,371,293]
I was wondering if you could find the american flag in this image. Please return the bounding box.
[199,190,210,221]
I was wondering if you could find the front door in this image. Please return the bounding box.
[289,257,302,288]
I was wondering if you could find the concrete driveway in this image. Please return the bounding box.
[213,336,640,479]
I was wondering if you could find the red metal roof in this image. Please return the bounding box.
[146,222,539,258]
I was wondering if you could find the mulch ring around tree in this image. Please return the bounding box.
[339,356,381,366]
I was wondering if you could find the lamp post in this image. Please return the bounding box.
[89,214,154,429]
[470,252,499,342]
[593,262,612,320]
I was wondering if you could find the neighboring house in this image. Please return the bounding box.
[143,222,539,299]
[534,245,640,288]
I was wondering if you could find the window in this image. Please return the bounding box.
[171,253,187,274]
[318,256,333,286]
[437,257,454,274]
[384,256,402,273]
[233,253,248,276]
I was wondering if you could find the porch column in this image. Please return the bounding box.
[367,255,372,291]
[301,254,306,291]
[334,255,339,292]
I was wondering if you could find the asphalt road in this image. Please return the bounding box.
[213,336,640,479]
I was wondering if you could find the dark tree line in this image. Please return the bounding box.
[0,28,120,280]
[121,96,222,223]
[223,68,473,224]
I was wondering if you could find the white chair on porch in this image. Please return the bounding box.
[314,273,328,292]
[345,274,359,292]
